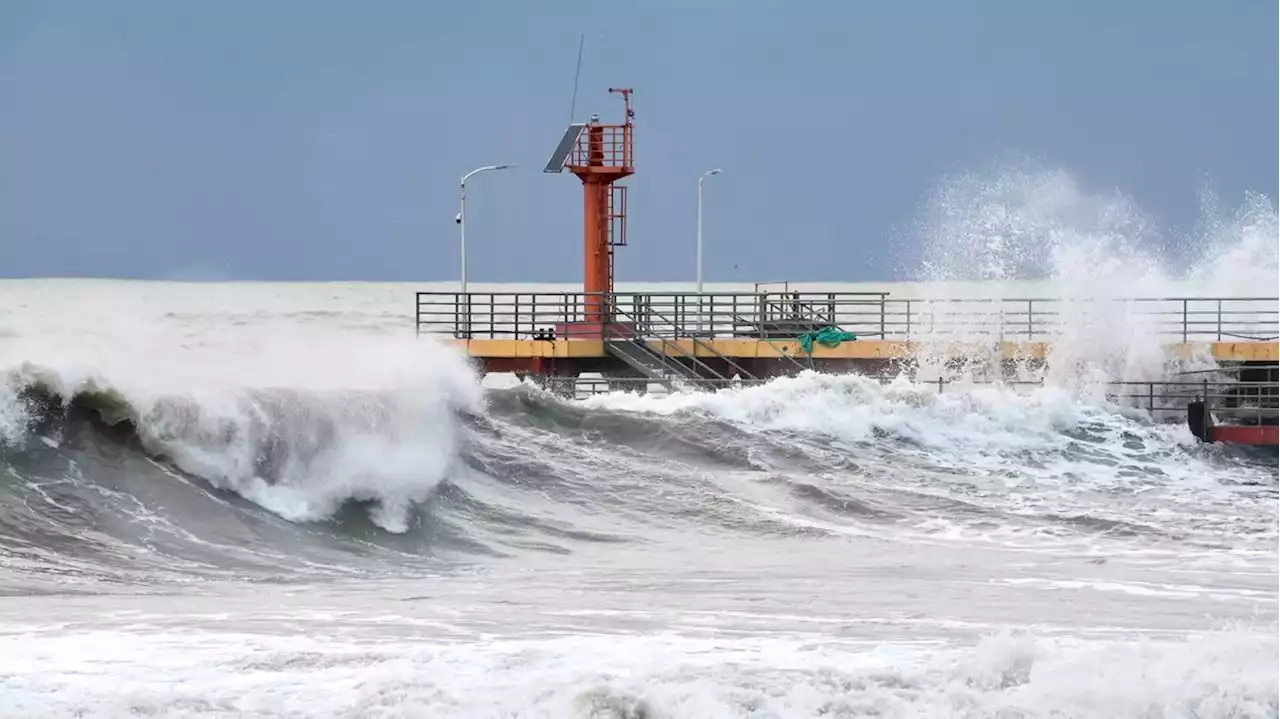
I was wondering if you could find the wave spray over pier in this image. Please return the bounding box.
[1,95,1276,717]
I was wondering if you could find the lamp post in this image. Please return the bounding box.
[458,164,514,338]
[696,168,722,294]
[459,164,515,295]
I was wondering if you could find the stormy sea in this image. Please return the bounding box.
[1,171,1277,717]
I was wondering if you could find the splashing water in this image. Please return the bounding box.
[903,163,1277,386]
[1,320,484,533]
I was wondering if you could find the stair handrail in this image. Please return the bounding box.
[624,295,764,381]
[632,298,761,380]
[610,299,727,380]
[605,296,733,381]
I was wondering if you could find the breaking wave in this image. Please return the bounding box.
[0,167,1272,582]
[1,331,482,535]
[2,360,1275,589]
[0,166,1275,584]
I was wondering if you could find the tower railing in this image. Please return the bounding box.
[568,124,633,170]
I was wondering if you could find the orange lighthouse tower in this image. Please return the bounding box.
[544,88,635,323]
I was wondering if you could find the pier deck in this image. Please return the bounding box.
[415,290,1277,445]
[453,337,1276,362]
[417,291,1279,371]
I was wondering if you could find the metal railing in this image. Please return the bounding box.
[568,124,632,170]
[415,292,1280,343]
[605,299,759,381]
[604,302,729,381]
[1181,366,1279,426]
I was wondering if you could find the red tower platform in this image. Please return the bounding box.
[544,88,635,326]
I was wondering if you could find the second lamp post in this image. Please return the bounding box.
[696,168,722,294]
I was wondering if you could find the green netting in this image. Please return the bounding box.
[798,326,858,354]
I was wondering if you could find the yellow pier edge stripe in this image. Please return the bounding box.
[451,339,605,358]
[449,338,1278,363]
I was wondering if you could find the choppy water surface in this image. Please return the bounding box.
[1,175,1277,717]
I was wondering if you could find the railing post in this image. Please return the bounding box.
[1216,298,1222,341]
[904,299,911,339]
[601,294,609,342]
[1027,299,1033,340]
[1182,299,1188,343]
[879,294,886,339]
[465,292,474,339]
[758,293,767,339]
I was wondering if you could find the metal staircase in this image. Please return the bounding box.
[605,338,702,382]
[604,298,760,385]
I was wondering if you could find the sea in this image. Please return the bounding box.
[1,173,1277,717]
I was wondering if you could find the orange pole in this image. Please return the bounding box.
[583,125,612,322]
[583,179,611,321]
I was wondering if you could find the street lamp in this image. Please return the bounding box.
[456,163,514,339]
[459,164,515,296]
[697,168,722,294]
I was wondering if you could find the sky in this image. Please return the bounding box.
[1,0,1276,283]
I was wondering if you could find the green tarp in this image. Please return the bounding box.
[798,326,858,355]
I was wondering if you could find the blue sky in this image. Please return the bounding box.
[1,1,1275,282]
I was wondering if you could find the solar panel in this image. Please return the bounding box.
[543,123,586,173]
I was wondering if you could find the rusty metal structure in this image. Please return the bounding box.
[544,87,635,324]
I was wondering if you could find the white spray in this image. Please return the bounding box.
[0,302,483,533]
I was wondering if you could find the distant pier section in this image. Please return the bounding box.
[423,85,1277,445]
[414,290,1278,446]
